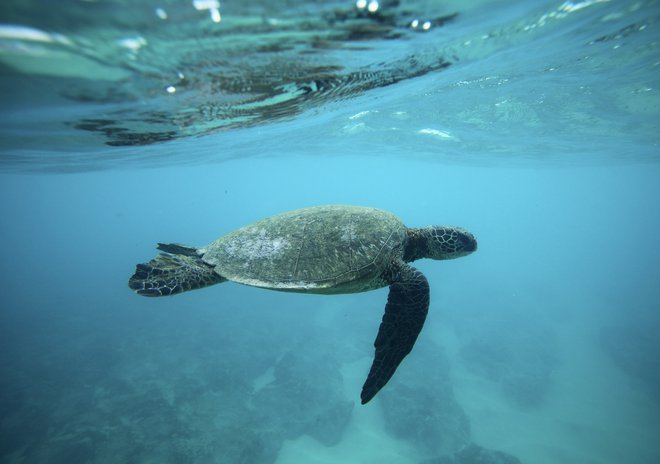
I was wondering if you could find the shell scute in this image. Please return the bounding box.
[204,205,406,292]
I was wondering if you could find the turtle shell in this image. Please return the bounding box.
[202,205,406,293]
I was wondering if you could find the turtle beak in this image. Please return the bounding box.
[460,232,477,253]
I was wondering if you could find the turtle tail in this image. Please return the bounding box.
[128,243,226,297]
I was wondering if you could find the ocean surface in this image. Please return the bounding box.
[1,0,659,463]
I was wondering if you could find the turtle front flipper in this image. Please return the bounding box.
[361,262,429,404]
[128,247,226,297]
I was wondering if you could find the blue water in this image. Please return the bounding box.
[1,1,660,463]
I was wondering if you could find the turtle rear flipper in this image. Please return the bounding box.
[157,242,200,256]
[361,262,429,404]
[129,251,225,297]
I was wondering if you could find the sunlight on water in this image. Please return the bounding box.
[0,0,656,165]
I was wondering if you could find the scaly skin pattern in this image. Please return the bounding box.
[361,260,430,404]
[128,252,225,296]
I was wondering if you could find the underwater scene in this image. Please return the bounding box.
[1,0,659,463]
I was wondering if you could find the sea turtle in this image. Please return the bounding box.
[128,205,477,404]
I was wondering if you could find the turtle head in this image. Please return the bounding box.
[405,226,477,261]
